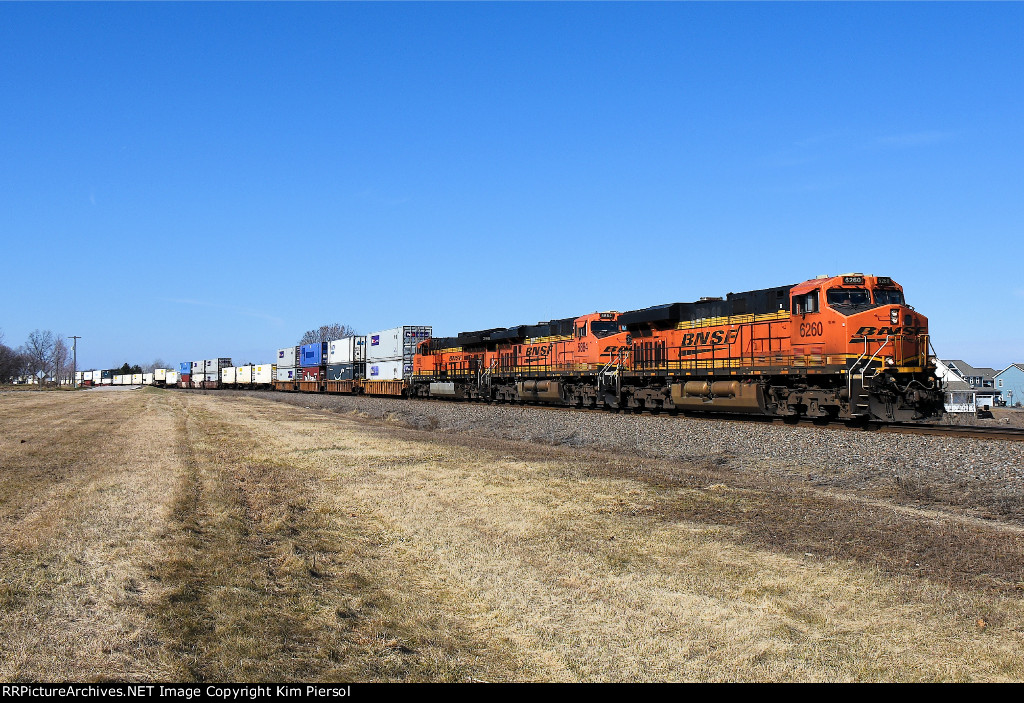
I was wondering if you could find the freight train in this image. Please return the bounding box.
[126,273,944,423]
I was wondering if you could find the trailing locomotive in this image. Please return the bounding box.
[409,274,944,422]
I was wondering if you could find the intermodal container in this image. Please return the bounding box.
[301,366,322,381]
[179,362,191,375]
[131,373,143,385]
[142,373,153,385]
[300,343,328,367]
[366,360,407,381]
[326,363,355,381]
[83,371,94,381]
[254,364,275,385]
[154,368,167,382]
[221,367,236,385]
[236,365,254,385]
[366,326,432,362]
[328,337,366,364]
[205,358,232,374]
[276,346,300,368]
[102,370,113,380]
[275,367,297,382]
[191,361,203,375]
[180,373,190,387]
[166,370,179,386]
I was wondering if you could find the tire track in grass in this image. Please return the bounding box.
[151,393,521,681]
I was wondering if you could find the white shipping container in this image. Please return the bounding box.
[166,370,179,385]
[328,336,367,364]
[366,326,432,362]
[143,373,154,385]
[83,371,94,381]
[155,368,167,381]
[132,373,143,385]
[221,367,236,384]
[101,377,112,385]
[254,364,275,384]
[236,365,254,384]
[205,358,231,373]
[276,346,300,368]
[366,359,409,381]
[75,371,83,382]
[275,367,297,382]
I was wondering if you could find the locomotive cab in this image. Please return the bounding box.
[787,273,939,421]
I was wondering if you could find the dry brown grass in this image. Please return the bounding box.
[2,389,1023,681]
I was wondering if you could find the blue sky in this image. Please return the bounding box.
[1,3,1021,370]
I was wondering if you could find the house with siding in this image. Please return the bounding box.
[994,364,1024,407]
[941,360,997,388]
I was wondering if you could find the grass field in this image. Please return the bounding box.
[1,388,1022,682]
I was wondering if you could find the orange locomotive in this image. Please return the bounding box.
[411,274,944,422]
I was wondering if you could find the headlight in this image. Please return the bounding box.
[885,356,896,367]
[890,308,899,325]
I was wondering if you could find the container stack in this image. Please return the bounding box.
[275,346,300,390]
[101,370,113,385]
[203,359,231,389]
[190,361,203,388]
[179,362,191,388]
[327,336,366,381]
[366,326,432,381]
[299,342,328,391]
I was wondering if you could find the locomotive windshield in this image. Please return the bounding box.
[873,289,904,305]
[826,288,872,311]
[589,321,625,338]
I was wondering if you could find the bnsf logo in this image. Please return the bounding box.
[853,326,926,337]
[525,344,552,358]
[680,329,739,346]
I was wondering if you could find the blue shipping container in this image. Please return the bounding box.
[179,362,191,374]
[300,342,328,367]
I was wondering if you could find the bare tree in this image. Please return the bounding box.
[23,329,56,379]
[52,336,69,384]
[299,323,357,345]
[143,358,167,373]
[0,342,27,383]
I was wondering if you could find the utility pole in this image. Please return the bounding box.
[69,335,81,389]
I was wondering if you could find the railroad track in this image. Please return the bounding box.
[192,387,1024,442]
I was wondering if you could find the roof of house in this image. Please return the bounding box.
[995,363,1024,377]
[942,360,998,378]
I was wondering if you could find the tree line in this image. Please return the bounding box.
[0,328,167,384]
[0,321,356,384]
[0,329,70,384]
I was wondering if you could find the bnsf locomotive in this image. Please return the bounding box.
[410,274,943,422]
